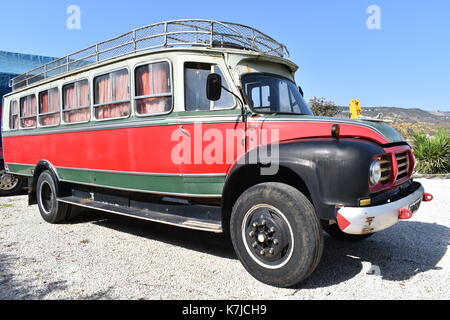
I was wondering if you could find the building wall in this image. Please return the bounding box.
[0,51,56,75]
[1,51,57,138]
[0,51,57,99]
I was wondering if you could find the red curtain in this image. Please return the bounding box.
[64,84,76,108]
[40,92,49,113]
[40,88,61,126]
[136,62,170,115]
[21,95,37,128]
[64,80,90,123]
[95,70,130,119]
[95,74,110,119]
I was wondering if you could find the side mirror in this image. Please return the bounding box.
[206,73,222,101]
[298,86,304,97]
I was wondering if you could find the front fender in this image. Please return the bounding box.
[226,138,387,219]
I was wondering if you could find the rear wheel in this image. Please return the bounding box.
[230,182,323,288]
[36,170,72,223]
[0,170,27,196]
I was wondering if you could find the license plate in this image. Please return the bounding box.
[409,198,422,214]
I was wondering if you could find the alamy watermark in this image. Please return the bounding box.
[170,124,280,176]
[66,5,81,30]
[367,5,381,30]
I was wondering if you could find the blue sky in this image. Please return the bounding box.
[0,0,449,111]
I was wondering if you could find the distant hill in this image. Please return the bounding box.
[336,106,450,139]
[361,107,450,125]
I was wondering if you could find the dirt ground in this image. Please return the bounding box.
[0,178,448,300]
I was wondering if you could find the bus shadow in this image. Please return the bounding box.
[298,221,449,289]
[0,189,28,198]
[68,208,449,288]
[70,208,237,260]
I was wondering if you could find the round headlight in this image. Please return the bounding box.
[369,160,382,185]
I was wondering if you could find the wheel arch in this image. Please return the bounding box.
[221,163,316,234]
[29,160,68,205]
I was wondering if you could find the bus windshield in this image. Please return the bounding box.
[241,73,312,115]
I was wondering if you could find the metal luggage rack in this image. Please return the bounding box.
[10,19,290,91]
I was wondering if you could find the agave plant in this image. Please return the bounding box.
[413,129,450,174]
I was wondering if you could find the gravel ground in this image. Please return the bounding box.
[0,178,448,300]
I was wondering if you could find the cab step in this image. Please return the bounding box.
[58,195,223,233]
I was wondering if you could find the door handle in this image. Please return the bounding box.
[179,125,191,137]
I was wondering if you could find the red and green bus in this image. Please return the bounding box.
[1,20,432,287]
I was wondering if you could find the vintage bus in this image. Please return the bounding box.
[1,20,432,287]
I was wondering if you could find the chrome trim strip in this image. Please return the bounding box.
[6,172,33,177]
[55,165,226,177]
[6,162,35,167]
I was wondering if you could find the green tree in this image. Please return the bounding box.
[309,97,339,117]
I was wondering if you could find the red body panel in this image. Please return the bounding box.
[3,122,247,175]
[3,118,391,175]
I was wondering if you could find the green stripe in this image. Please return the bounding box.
[57,167,225,196]
[6,163,34,176]
[6,164,225,196]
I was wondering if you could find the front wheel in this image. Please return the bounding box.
[230,182,323,288]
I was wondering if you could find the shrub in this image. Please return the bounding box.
[309,97,339,117]
[413,129,450,174]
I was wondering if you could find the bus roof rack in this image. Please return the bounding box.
[10,19,290,91]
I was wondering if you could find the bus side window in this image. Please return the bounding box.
[63,79,91,124]
[94,69,130,120]
[135,61,172,116]
[20,95,37,129]
[39,88,61,127]
[184,62,235,112]
[10,100,19,130]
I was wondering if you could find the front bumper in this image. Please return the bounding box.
[336,182,425,235]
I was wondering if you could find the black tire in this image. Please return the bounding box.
[0,170,27,196]
[323,223,374,242]
[230,182,323,288]
[36,170,72,224]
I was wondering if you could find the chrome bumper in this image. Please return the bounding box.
[336,184,425,235]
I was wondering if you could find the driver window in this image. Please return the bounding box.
[247,80,301,113]
[249,85,271,112]
[184,62,235,111]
